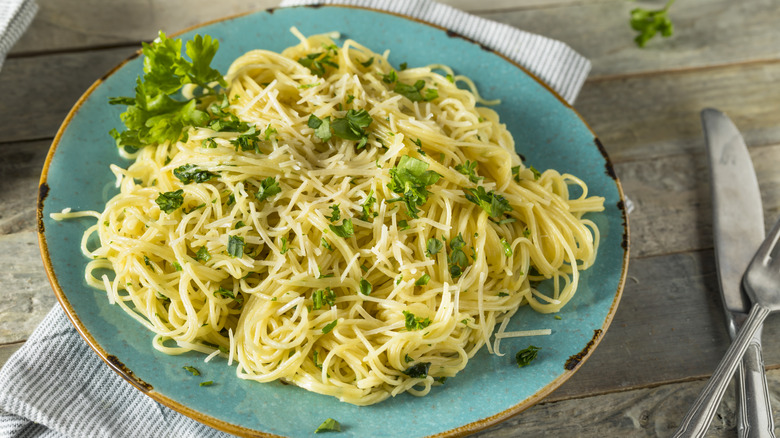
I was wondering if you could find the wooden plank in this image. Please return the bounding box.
[0,232,57,344]
[9,0,597,54]
[0,47,137,144]
[577,61,780,163]
[0,139,52,235]
[483,0,780,77]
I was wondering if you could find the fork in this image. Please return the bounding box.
[674,217,780,437]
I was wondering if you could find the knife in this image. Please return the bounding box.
[702,108,774,438]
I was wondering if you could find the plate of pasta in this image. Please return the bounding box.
[38,5,628,437]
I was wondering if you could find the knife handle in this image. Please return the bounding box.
[739,328,775,438]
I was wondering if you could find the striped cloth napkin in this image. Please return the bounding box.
[0,1,590,437]
[0,0,37,71]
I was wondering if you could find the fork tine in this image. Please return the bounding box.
[754,216,780,264]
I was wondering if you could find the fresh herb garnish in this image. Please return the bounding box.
[630,0,675,47]
[386,156,442,218]
[321,237,334,251]
[183,366,200,376]
[173,164,217,184]
[447,233,470,278]
[313,287,336,310]
[227,235,245,258]
[280,237,289,254]
[214,287,243,305]
[402,362,431,378]
[195,247,211,262]
[516,345,541,368]
[156,189,184,213]
[500,237,513,257]
[309,110,373,148]
[394,80,437,102]
[454,160,483,183]
[308,114,332,142]
[359,278,372,295]
[329,219,354,238]
[322,320,338,334]
[403,310,431,331]
[298,45,339,76]
[326,204,341,222]
[360,191,378,221]
[314,418,341,433]
[108,32,226,149]
[230,126,262,152]
[464,186,513,220]
[415,273,431,286]
[199,381,214,387]
[360,57,374,68]
[256,177,281,202]
[426,237,444,257]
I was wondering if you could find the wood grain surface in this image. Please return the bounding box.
[2,0,779,436]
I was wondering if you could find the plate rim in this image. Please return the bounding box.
[36,5,630,437]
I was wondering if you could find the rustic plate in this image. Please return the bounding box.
[38,5,628,437]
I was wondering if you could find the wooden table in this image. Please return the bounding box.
[2,0,779,436]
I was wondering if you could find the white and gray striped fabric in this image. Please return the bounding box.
[0,1,591,437]
[279,0,591,104]
[0,0,36,71]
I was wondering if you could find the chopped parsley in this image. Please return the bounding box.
[256,177,281,202]
[360,57,374,68]
[500,237,513,257]
[516,345,541,368]
[454,160,483,183]
[329,219,354,238]
[280,237,289,254]
[326,204,341,222]
[322,320,338,334]
[360,191,378,221]
[308,114,332,142]
[227,235,245,258]
[173,262,183,271]
[447,233,470,278]
[214,287,243,305]
[415,273,431,286]
[386,156,442,218]
[195,247,211,262]
[173,164,217,184]
[464,186,513,220]
[309,109,374,148]
[402,362,431,378]
[314,418,341,433]
[183,366,200,376]
[403,310,431,331]
[199,381,214,387]
[321,238,334,251]
[426,237,444,257]
[359,278,372,295]
[156,189,184,213]
[394,79,438,102]
[312,287,336,310]
[229,126,262,152]
[298,45,339,76]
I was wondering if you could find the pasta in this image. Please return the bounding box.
[59,30,603,405]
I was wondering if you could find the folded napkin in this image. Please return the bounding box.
[0,0,36,71]
[0,1,590,437]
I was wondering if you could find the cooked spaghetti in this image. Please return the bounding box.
[58,30,603,405]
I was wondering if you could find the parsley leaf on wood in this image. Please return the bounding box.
[630,0,675,47]
[386,156,442,218]
[156,189,184,213]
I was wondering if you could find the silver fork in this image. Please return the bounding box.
[674,217,780,437]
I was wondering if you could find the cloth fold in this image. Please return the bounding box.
[0,0,37,71]
[0,1,590,437]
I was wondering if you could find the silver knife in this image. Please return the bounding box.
[702,108,774,438]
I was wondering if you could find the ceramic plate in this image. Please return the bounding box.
[38,5,628,437]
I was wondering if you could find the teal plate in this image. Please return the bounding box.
[38,5,628,438]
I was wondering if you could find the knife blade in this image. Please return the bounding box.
[702,108,774,438]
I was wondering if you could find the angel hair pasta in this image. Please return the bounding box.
[57,29,603,405]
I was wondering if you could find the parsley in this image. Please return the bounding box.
[415,273,431,286]
[280,237,289,254]
[403,310,431,331]
[315,418,341,433]
[346,94,355,104]
[227,193,235,205]
[173,164,216,184]
[515,345,541,368]
[108,33,225,149]
[454,160,483,183]
[143,255,152,266]
[464,186,513,220]
[230,126,262,152]
[397,220,410,230]
[448,233,470,278]
[322,320,338,334]
[298,82,320,89]
[511,165,521,183]
[382,70,398,83]
[183,366,200,376]
[426,237,444,257]
[195,247,211,262]
[199,381,214,387]
[321,238,334,251]
[308,114,332,142]
[173,262,183,271]
[360,191,378,221]
[309,110,373,148]
[329,219,354,238]
[399,62,408,71]
[500,237,513,257]
[359,278,372,295]
[360,57,374,68]
[313,287,336,310]
[393,80,437,102]
[630,0,675,47]
[529,166,541,180]
[156,189,184,213]
[214,287,243,305]
[402,362,431,378]
[264,125,277,141]
[256,177,281,202]
[446,74,454,83]
[326,204,341,222]
[387,156,442,218]
[298,46,339,76]
[313,351,322,369]
[227,235,245,258]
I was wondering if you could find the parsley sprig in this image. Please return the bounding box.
[387,156,442,218]
[109,32,226,149]
[464,186,513,220]
[630,0,675,47]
